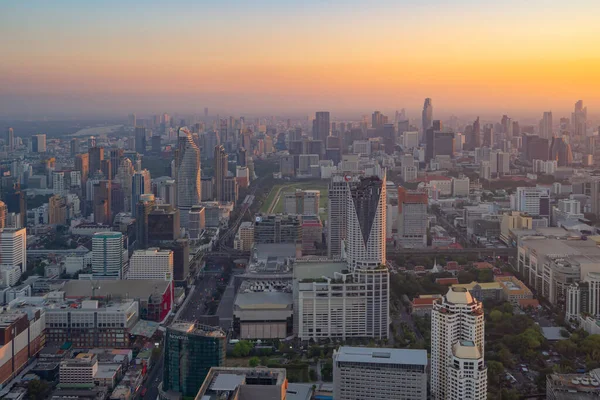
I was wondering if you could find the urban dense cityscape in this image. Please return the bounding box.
[3,2,600,400]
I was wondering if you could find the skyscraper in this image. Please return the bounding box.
[501,115,512,138]
[549,136,573,166]
[109,148,123,180]
[75,153,90,186]
[213,145,228,202]
[135,193,155,249]
[397,187,428,248]
[92,232,124,279]
[131,169,151,217]
[93,180,112,225]
[6,128,14,151]
[0,201,6,229]
[346,174,386,270]
[314,111,330,142]
[31,134,46,153]
[540,111,553,139]
[70,138,79,157]
[176,128,201,228]
[0,228,27,273]
[421,98,433,141]
[328,172,361,259]
[471,116,481,149]
[88,146,104,175]
[431,287,486,400]
[135,127,147,154]
[572,100,588,136]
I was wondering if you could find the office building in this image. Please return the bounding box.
[48,195,67,225]
[161,322,226,398]
[154,176,177,207]
[549,136,573,166]
[431,287,486,400]
[254,214,302,244]
[540,111,553,139]
[512,187,550,220]
[31,134,46,153]
[75,153,90,185]
[93,180,112,225]
[451,176,470,197]
[327,172,361,259]
[131,169,151,217]
[195,367,288,400]
[92,232,124,279]
[0,228,26,273]
[223,176,239,203]
[314,111,330,142]
[5,127,14,151]
[572,100,587,137]
[148,205,180,242]
[176,128,201,228]
[135,127,147,154]
[346,175,386,269]
[0,311,45,386]
[0,201,6,229]
[162,239,190,282]
[69,137,79,156]
[214,144,228,202]
[108,148,123,180]
[397,187,428,248]
[128,248,173,280]
[422,98,433,141]
[283,189,320,215]
[295,260,389,340]
[88,146,104,175]
[135,193,155,249]
[2,184,26,228]
[333,347,427,400]
[188,205,205,240]
[59,353,98,386]
[233,221,254,251]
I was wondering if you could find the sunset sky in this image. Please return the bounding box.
[1,0,600,118]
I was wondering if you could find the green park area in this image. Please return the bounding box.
[260,180,329,220]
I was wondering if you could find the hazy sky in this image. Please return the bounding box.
[1,0,600,118]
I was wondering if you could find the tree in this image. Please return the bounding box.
[457,271,476,284]
[321,360,333,381]
[27,380,51,400]
[477,269,494,283]
[249,356,260,367]
[487,360,504,385]
[490,310,503,323]
[232,340,253,357]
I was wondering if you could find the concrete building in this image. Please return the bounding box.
[0,228,27,273]
[495,275,534,305]
[195,367,288,400]
[233,280,293,339]
[92,232,124,279]
[511,187,551,220]
[451,281,503,303]
[294,260,389,341]
[397,187,428,248]
[283,190,320,215]
[59,353,99,386]
[0,310,45,386]
[254,214,302,244]
[233,221,254,252]
[128,248,173,280]
[500,211,533,246]
[328,172,361,259]
[346,175,386,270]
[188,205,205,240]
[431,287,486,400]
[451,177,470,197]
[333,347,427,400]
[552,199,584,227]
[546,370,600,400]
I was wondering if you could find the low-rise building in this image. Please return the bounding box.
[547,370,600,399]
[127,248,174,280]
[233,221,254,252]
[494,275,533,304]
[59,353,98,386]
[333,347,428,400]
[195,367,288,400]
[451,281,503,303]
[410,294,442,316]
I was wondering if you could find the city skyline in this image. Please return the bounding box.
[2,0,600,118]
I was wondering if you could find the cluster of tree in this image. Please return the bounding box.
[231,340,253,357]
[390,273,448,300]
[457,268,494,284]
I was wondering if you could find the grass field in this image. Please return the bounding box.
[260,180,329,219]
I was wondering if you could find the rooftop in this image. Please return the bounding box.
[452,341,481,360]
[445,287,475,305]
[334,346,427,366]
[62,279,171,299]
[169,321,226,338]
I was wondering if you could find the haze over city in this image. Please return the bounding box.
[2,0,600,118]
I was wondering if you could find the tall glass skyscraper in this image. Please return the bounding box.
[421,98,433,142]
[176,128,201,228]
[161,322,226,398]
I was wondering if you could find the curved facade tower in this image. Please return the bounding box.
[346,173,386,270]
[176,127,201,228]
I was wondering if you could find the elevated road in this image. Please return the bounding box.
[387,247,516,258]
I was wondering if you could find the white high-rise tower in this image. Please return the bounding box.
[431,287,487,400]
